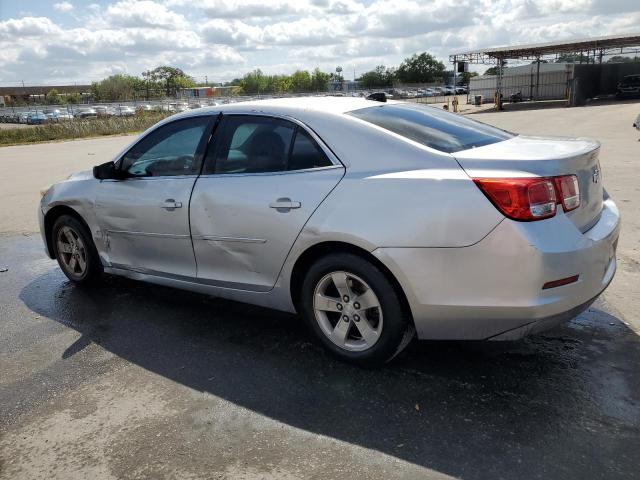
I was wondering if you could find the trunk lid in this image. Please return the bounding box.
[454,135,603,232]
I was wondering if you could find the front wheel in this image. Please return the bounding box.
[300,253,414,366]
[52,215,103,284]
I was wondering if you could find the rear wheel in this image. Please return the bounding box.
[52,215,102,284]
[300,253,414,366]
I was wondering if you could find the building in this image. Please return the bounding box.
[469,61,640,105]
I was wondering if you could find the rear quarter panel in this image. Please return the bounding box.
[291,112,504,249]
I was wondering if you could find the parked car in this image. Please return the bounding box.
[616,74,640,99]
[56,112,74,121]
[18,112,30,124]
[27,112,47,125]
[366,92,387,102]
[114,106,136,117]
[39,97,620,366]
[75,108,98,119]
[94,106,116,117]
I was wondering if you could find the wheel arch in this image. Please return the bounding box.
[289,241,414,325]
[43,205,92,258]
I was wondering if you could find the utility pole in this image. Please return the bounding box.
[205,75,208,86]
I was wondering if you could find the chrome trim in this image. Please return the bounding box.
[192,234,267,244]
[101,174,200,183]
[106,229,190,239]
[197,165,343,179]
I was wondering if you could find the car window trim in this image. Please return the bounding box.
[114,114,219,179]
[201,112,343,176]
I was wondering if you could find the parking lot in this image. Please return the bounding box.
[1,100,639,479]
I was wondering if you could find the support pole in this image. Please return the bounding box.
[495,57,504,110]
[535,56,541,101]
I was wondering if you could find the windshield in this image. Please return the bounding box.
[347,103,514,153]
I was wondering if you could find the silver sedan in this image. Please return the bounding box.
[38,97,621,365]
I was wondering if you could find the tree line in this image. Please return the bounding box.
[44,51,481,103]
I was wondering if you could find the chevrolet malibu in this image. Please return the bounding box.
[39,97,620,365]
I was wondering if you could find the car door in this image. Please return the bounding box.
[190,114,345,291]
[95,115,215,278]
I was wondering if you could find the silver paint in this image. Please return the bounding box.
[39,97,621,340]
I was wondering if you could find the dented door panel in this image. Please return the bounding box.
[190,167,344,291]
[95,176,198,277]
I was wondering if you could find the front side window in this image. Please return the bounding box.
[120,116,210,177]
[347,103,514,153]
[204,115,333,174]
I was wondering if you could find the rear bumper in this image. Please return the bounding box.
[374,198,620,340]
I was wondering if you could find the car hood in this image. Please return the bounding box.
[67,169,95,181]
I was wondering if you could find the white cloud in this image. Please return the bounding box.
[0,0,638,85]
[103,1,187,29]
[53,2,74,13]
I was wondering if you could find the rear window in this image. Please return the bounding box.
[347,103,514,153]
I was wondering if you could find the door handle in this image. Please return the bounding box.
[162,199,183,210]
[269,198,301,212]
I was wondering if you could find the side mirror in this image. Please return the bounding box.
[93,161,121,180]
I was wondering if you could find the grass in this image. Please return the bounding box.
[0,112,171,146]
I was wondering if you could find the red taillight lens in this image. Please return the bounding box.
[473,178,557,221]
[474,174,581,221]
[554,175,580,212]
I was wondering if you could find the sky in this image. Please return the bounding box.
[0,0,639,86]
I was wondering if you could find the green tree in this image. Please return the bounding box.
[46,88,61,105]
[396,52,446,83]
[240,69,270,94]
[459,71,479,84]
[358,65,394,88]
[607,56,640,63]
[91,74,142,101]
[66,92,81,104]
[555,54,592,64]
[272,75,293,93]
[484,65,508,76]
[310,68,330,91]
[145,66,195,97]
[290,70,312,92]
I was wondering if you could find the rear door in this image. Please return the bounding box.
[190,114,344,291]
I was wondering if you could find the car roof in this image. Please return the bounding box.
[186,96,397,118]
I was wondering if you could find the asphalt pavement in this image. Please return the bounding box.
[1,100,639,479]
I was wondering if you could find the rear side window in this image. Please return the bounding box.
[204,115,333,174]
[347,103,514,153]
[288,129,332,170]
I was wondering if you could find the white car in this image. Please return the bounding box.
[39,97,620,365]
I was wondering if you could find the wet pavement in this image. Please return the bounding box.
[1,234,639,479]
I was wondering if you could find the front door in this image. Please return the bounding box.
[96,115,214,277]
[190,114,344,291]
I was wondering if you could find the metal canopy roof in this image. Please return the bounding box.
[450,33,640,64]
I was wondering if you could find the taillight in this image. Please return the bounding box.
[474,175,580,221]
[554,175,580,212]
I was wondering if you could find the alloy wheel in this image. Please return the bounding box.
[56,226,88,279]
[313,271,383,352]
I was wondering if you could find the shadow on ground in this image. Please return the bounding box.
[18,268,640,479]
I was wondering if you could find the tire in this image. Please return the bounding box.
[52,214,103,285]
[300,253,414,366]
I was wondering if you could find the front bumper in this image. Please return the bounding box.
[374,198,621,340]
